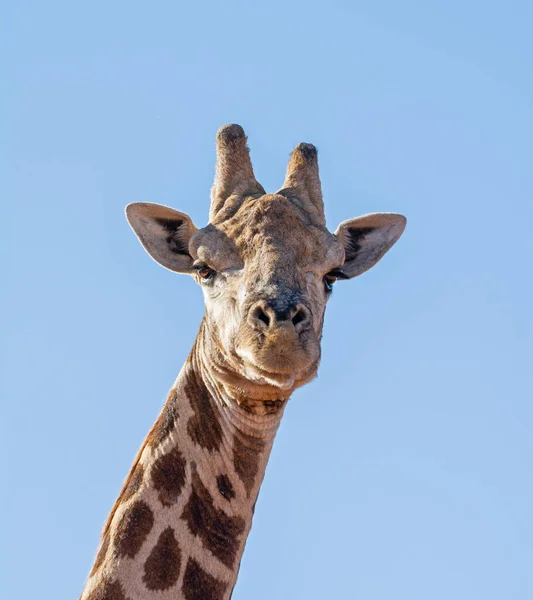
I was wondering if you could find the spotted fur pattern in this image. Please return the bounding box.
[80,343,282,600]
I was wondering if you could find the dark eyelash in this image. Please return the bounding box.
[327,269,349,280]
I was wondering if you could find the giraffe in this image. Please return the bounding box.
[79,124,406,600]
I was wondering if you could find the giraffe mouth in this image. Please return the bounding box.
[235,338,320,389]
[237,358,304,390]
[240,354,321,392]
[244,355,296,377]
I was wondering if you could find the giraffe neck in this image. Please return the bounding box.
[81,324,286,600]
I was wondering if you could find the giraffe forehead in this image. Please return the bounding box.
[232,195,316,247]
[216,195,342,268]
[190,194,343,272]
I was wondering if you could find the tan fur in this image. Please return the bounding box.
[80,125,406,600]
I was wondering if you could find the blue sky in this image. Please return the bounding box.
[2,1,532,598]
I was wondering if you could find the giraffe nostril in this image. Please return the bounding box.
[256,308,270,327]
[292,310,306,327]
[250,304,270,329]
[291,305,311,332]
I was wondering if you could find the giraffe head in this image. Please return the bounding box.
[126,125,405,401]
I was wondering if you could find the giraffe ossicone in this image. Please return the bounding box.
[80,125,406,600]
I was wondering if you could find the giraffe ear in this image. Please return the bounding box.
[126,203,197,273]
[334,213,406,279]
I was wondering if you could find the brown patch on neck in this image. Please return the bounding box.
[85,579,130,600]
[151,445,187,506]
[113,500,154,558]
[233,432,265,497]
[184,364,223,452]
[142,527,182,591]
[181,471,246,569]
[183,558,228,600]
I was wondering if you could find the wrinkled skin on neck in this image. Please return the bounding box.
[190,193,345,406]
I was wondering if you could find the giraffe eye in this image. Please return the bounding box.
[323,269,347,292]
[195,265,216,282]
[323,274,337,292]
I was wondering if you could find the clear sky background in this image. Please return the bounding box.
[2,1,532,598]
